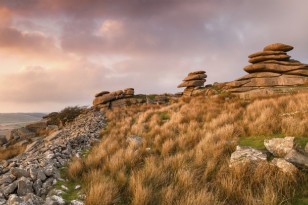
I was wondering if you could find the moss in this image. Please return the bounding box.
[157,112,170,121]
[55,167,83,202]
[238,134,284,150]
[295,136,308,149]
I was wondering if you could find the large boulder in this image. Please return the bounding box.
[93,93,116,106]
[263,43,294,52]
[229,146,267,166]
[264,137,295,158]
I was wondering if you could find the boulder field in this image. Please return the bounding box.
[0,110,106,205]
[226,43,308,97]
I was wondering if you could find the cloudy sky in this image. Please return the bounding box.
[0,0,308,112]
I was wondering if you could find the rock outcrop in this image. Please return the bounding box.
[177,71,207,96]
[230,136,308,175]
[0,109,105,204]
[227,43,308,97]
[93,88,145,111]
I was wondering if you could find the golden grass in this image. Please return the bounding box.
[0,145,26,161]
[68,93,308,205]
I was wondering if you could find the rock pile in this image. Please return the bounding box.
[227,43,308,97]
[0,109,106,204]
[230,136,308,175]
[177,71,207,96]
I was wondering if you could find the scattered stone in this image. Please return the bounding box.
[127,135,143,148]
[17,177,34,196]
[3,181,18,197]
[10,168,30,178]
[7,194,23,205]
[45,195,65,205]
[264,137,295,158]
[70,200,84,205]
[75,185,81,190]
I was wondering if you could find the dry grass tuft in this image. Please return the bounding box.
[68,92,308,205]
[0,145,26,161]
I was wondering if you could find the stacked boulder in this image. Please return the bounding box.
[93,88,142,110]
[177,71,207,96]
[227,43,308,97]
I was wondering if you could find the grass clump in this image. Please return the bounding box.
[0,145,26,161]
[66,92,308,205]
[44,106,84,127]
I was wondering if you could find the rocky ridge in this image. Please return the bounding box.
[0,109,106,205]
[227,43,308,97]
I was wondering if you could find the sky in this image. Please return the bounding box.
[1,0,308,112]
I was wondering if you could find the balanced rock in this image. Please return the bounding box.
[177,70,207,91]
[263,43,294,52]
[226,43,308,96]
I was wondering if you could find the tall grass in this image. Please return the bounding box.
[67,93,308,205]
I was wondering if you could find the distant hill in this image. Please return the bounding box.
[0,113,45,124]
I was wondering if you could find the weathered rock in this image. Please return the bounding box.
[285,69,308,76]
[37,169,47,181]
[236,72,281,81]
[244,63,308,73]
[11,168,30,178]
[22,193,44,205]
[94,91,109,98]
[188,70,206,76]
[249,54,290,64]
[45,195,65,205]
[70,200,84,205]
[177,79,206,88]
[284,149,308,170]
[271,158,298,175]
[3,181,18,197]
[7,194,23,205]
[93,93,116,106]
[264,137,295,158]
[123,88,134,96]
[33,179,43,196]
[242,75,308,87]
[229,146,267,166]
[17,176,34,196]
[263,43,294,52]
[183,74,207,81]
[248,50,287,58]
[0,174,15,185]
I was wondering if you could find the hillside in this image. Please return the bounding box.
[65,92,308,205]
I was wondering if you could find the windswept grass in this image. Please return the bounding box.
[0,145,26,161]
[68,92,308,205]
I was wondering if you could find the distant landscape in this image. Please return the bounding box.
[0,113,45,136]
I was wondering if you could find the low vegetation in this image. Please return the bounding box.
[44,106,85,127]
[0,145,26,161]
[66,93,308,205]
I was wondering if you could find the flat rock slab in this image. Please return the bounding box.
[230,146,267,166]
[249,54,290,64]
[236,72,281,81]
[244,63,308,73]
[264,137,295,158]
[263,43,294,52]
[248,51,286,58]
[177,79,206,88]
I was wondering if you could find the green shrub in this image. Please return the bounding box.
[45,106,84,126]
